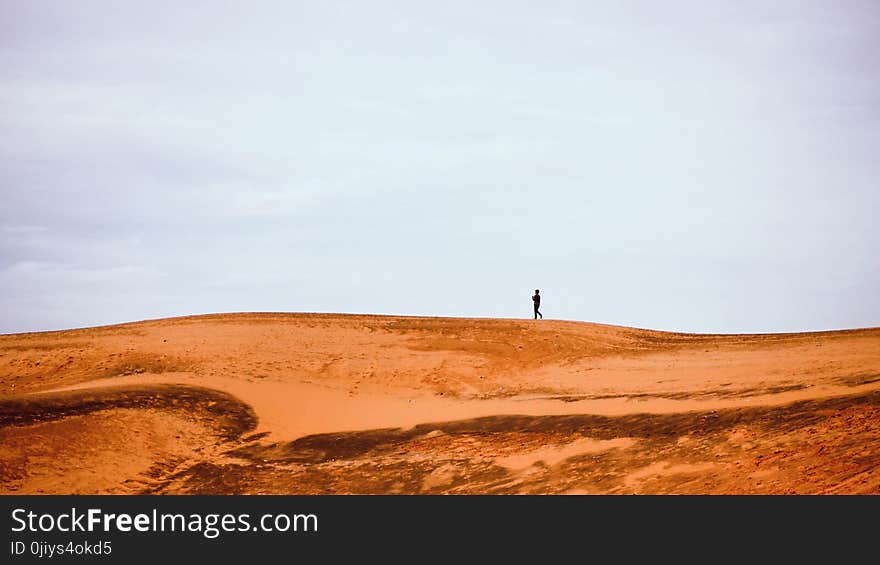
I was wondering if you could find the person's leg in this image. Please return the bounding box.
[534,306,538,320]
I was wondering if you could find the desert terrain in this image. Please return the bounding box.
[1,312,878,494]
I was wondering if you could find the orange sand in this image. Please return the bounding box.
[1,313,878,494]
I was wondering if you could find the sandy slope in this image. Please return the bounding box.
[1,313,878,494]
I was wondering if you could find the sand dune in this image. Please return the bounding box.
[1,313,878,494]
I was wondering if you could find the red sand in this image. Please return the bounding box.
[1,313,878,494]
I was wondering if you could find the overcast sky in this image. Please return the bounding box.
[1,1,878,334]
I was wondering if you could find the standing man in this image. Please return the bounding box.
[532,289,542,319]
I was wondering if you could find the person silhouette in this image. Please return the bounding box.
[532,289,542,319]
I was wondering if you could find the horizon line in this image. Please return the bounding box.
[2,310,878,339]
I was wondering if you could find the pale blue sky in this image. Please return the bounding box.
[1,1,878,334]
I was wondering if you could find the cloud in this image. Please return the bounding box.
[1,1,878,333]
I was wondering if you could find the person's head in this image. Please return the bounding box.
[535,289,540,294]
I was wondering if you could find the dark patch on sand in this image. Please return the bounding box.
[0,384,257,440]
[230,391,880,465]
[835,373,880,387]
[532,382,810,403]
